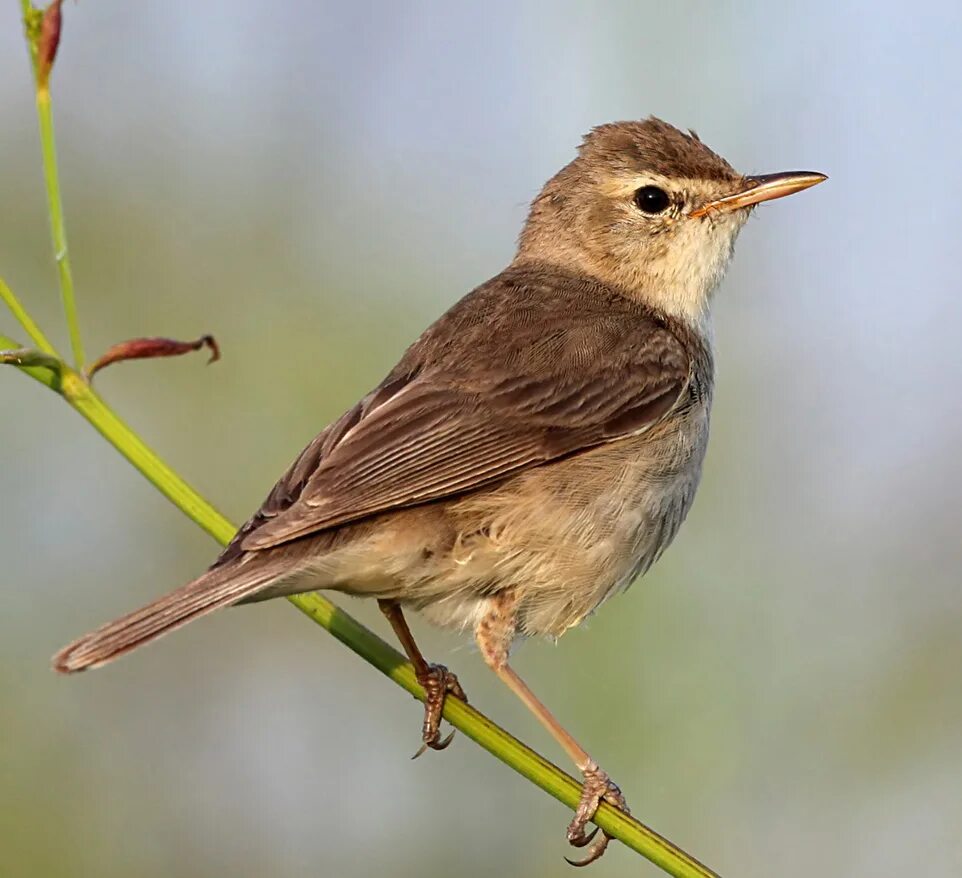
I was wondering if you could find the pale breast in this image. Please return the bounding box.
[309,396,711,640]
[427,398,711,638]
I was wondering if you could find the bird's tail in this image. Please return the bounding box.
[52,561,280,674]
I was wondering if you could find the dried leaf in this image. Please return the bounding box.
[86,334,220,380]
[37,0,64,88]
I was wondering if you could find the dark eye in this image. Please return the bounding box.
[633,185,670,214]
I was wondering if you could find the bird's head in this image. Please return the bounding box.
[515,118,825,329]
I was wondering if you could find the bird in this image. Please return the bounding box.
[53,117,825,865]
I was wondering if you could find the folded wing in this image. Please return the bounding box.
[239,273,694,552]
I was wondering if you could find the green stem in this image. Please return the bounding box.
[36,84,83,369]
[0,276,58,354]
[0,333,61,390]
[20,0,83,368]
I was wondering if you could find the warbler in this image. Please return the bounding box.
[54,118,825,865]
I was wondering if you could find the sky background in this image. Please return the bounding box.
[2,2,961,877]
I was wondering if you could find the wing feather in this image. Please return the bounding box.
[230,266,703,554]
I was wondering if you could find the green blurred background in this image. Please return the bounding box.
[2,2,961,876]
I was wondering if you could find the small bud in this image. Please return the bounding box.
[86,334,220,380]
[0,347,64,371]
[36,0,64,89]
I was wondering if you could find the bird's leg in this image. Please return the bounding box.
[475,591,629,866]
[378,599,467,756]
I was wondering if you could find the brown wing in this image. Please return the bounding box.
[232,266,697,554]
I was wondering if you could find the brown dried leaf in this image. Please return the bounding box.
[86,334,220,380]
[37,0,64,88]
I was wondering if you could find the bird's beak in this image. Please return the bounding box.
[690,171,827,218]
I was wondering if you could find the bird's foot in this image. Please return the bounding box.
[411,663,467,758]
[564,761,630,867]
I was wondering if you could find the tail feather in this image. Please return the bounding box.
[52,561,278,674]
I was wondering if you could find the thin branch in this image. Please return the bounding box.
[22,0,84,368]
[0,276,58,354]
[0,332,62,390]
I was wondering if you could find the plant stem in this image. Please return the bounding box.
[0,332,61,390]
[0,277,58,354]
[20,0,83,368]
[35,83,83,368]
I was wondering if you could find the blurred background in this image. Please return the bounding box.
[2,2,961,876]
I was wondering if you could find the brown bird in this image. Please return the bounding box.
[53,118,825,865]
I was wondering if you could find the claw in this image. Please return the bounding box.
[411,663,466,757]
[563,761,629,867]
[411,729,456,760]
[567,825,599,848]
[433,729,457,750]
[565,833,610,868]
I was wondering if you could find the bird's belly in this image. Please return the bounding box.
[426,407,710,638]
[314,406,710,640]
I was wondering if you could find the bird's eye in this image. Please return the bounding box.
[633,185,670,215]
